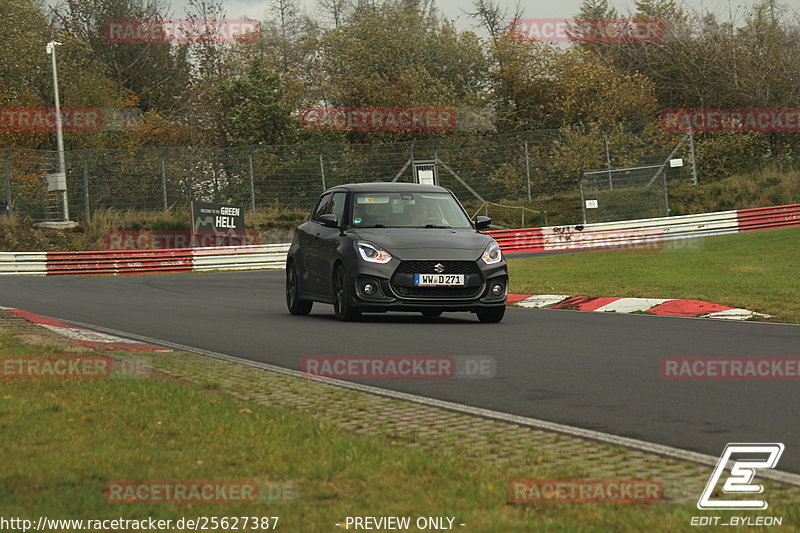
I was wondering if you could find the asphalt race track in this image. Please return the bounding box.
[1,271,798,473]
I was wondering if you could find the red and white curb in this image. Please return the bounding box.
[507,294,770,320]
[0,306,170,351]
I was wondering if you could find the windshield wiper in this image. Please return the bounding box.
[424,224,451,228]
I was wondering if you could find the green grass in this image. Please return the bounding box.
[508,226,800,323]
[2,332,798,531]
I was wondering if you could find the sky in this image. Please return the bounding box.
[157,0,797,34]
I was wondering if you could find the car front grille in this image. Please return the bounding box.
[390,260,483,300]
[394,261,480,275]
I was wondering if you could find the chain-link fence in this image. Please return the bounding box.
[1,122,695,227]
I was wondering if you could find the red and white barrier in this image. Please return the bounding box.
[0,244,288,276]
[0,204,798,276]
[489,203,800,254]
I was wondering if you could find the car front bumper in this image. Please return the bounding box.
[343,258,508,312]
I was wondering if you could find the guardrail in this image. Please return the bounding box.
[0,244,290,276]
[0,252,48,275]
[490,203,800,254]
[0,204,797,276]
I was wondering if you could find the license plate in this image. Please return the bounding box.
[414,274,465,286]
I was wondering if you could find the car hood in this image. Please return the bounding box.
[346,227,495,261]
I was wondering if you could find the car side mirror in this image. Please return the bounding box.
[319,214,339,228]
[474,216,491,230]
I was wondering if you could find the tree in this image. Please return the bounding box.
[320,1,487,110]
[488,35,657,131]
[217,59,297,146]
[1,0,134,149]
[317,0,353,28]
[52,0,192,113]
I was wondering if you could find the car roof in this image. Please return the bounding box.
[323,182,449,194]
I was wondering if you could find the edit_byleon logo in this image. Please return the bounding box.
[697,443,784,510]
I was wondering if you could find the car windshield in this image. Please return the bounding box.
[351,192,472,228]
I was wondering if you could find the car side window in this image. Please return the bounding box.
[311,193,332,222]
[311,192,346,224]
[329,192,346,223]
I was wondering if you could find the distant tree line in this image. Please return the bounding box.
[1,0,798,181]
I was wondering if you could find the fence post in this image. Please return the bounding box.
[579,180,587,225]
[160,151,168,212]
[604,132,613,191]
[524,139,532,202]
[83,149,91,223]
[662,171,670,217]
[688,128,698,185]
[248,150,256,212]
[3,149,12,219]
[319,153,326,190]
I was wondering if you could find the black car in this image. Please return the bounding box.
[286,182,508,322]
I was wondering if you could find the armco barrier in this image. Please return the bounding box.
[737,204,800,232]
[192,243,290,272]
[488,203,800,253]
[0,204,797,276]
[0,244,289,276]
[46,249,194,276]
[0,252,48,275]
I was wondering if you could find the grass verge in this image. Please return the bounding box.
[507,226,800,323]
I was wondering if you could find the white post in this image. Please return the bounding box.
[688,128,698,185]
[524,140,531,202]
[47,41,68,222]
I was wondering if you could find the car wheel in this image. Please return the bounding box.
[476,306,505,323]
[421,310,443,318]
[286,263,313,315]
[333,265,361,321]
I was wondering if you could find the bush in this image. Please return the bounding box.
[695,132,770,182]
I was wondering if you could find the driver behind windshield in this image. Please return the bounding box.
[408,202,429,226]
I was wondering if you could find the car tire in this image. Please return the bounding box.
[421,310,443,318]
[333,265,361,321]
[476,306,505,323]
[286,263,313,315]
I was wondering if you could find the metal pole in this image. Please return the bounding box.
[524,140,532,202]
[662,170,670,217]
[604,132,613,191]
[319,153,326,190]
[3,149,11,219]
[248,151,256,212]
[579,181,587,225]
[160,153,168,211]
[688,128,698,185]
[83,150,90,223]
[47,41,68,221]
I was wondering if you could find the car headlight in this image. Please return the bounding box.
[355,241,392,264]
[481,241,502,264]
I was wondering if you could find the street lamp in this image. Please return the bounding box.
[46,40,69,222]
